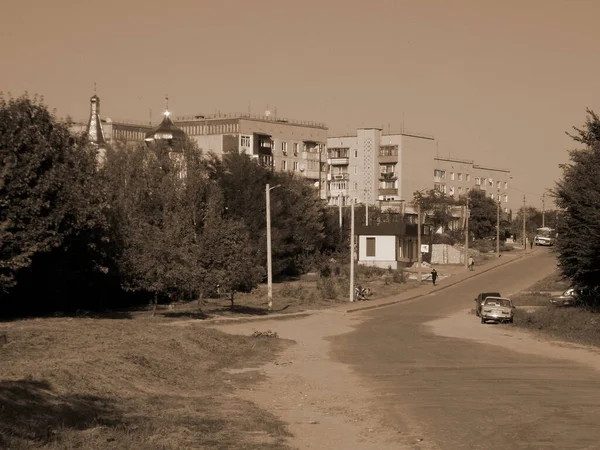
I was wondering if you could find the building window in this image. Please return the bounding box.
[282,160,287,171]
[354,150,358,158]
[466,173,471,181]
[354,182,358,190]
[434,169,446,179]
[293,161,299,171]
[281,142,288,155]
[293,142,299,155]
[504,194,508,203]
[504,181,508,189]
[449,186,455,195]
[475,177,481,186]
[366,237,376,257]
[488,178,493,187]
[450,172,455,180]
[458,173,462,181]
[434,183,446,194]
[241,135,251,147]
[496,180,501,189]
[458,186,463,194]
[490,192,495,199]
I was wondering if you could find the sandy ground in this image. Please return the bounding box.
[214,310,422,449]
[214,304,600,450]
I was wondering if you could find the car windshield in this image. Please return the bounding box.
[484,299,510,307]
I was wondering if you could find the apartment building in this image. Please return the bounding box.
[326,128,437,207]
[73,95,328,195]
[433,156,513,213]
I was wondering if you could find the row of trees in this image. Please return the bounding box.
[0,95,345,316]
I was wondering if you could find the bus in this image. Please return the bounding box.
[534,227,556,246]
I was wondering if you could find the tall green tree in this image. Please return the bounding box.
[466,189,497,239]
[0,94,106,307]
[555,109,600,295]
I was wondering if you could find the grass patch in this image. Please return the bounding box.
[513,306,600,348]
[510,293,552,307]
[0,317,292,449]
[527,271,570,292]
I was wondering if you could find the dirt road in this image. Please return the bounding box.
[218,249,600,449]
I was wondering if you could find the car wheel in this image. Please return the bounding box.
[508,318,513,324]
[480,318,485,324]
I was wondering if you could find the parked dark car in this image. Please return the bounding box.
[474,292,502,317]
[550,287,597,307]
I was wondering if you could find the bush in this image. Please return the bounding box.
[392,270,406,284]
[317,277,338,300]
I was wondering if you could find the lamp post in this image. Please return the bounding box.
[266,183,281,311]
[417,195,422,283]
[349,201,355,302]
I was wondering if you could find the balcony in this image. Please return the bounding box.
[328,173,349,181]
[379,188,398,196]
[327,157,350,166]
[379,154,398,164]
[379,172,397,180]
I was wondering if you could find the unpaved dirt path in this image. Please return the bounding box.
[214,310,422,449]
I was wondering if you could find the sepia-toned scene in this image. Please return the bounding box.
[2,1,600,449]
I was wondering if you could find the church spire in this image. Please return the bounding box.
[86,86,106,146]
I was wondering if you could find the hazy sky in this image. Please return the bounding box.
[2,0,599,208]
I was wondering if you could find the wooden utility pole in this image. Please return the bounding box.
[542,192,546,228]
[266,184,273,311]
[339,194,343,229]
[349,201,355,302]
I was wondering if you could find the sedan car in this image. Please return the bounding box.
[480,297,515,324]
[474,292,502,317]
[550,287,596,307]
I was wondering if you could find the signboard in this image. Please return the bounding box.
[421,244,429,253]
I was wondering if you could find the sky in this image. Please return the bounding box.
[2,0,599,209]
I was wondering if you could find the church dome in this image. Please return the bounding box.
[145,112,186,144]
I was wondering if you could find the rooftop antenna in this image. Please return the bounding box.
[93,81,97,94]
[248,100,251,113]
[149,108,152,125]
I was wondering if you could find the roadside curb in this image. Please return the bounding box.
[190,250,536,325]
[343,251,532,314]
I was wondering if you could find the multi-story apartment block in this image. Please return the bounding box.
[72,95,328,195]
[326,128,437,207]
[326,127,515,218]
[433,156,513,213]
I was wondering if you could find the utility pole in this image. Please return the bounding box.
[349,201,355,302]
[339,194,343,229]
[417,196,422,283]
[542,192,546,228]
[522,195,527,250]
[266,184,273,311]
[365,202,369,226]
[464,196,469,269]
[496,191,500,257]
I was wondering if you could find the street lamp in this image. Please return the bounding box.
[266,183,281,311]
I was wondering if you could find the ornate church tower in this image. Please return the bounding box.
[86,89,107,165]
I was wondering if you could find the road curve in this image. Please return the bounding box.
[331,249,600,450]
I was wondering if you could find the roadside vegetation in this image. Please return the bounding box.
[512,272,600,347]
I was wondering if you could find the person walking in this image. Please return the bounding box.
[468,256,475,271]
[431,268,438,286]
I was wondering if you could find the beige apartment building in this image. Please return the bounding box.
[73,95,328,195]
[326,128,437,207]
[433,156,513,213]
[325,127,515,216]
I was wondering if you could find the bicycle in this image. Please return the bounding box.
[354,286,372,301]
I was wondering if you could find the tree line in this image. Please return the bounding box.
[0,95,346,316]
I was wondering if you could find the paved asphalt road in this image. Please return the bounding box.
[331,249,600,450]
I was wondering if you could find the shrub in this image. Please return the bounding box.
[317,277,338,300]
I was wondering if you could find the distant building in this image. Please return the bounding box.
[326,128,437,207]
[433,156,513,213]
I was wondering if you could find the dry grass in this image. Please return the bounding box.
[0,316,292,449]
[512,271,600,348]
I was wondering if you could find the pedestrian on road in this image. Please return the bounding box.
[431,269,438,286]
[530,239,533,249]
[468,256,475,271]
